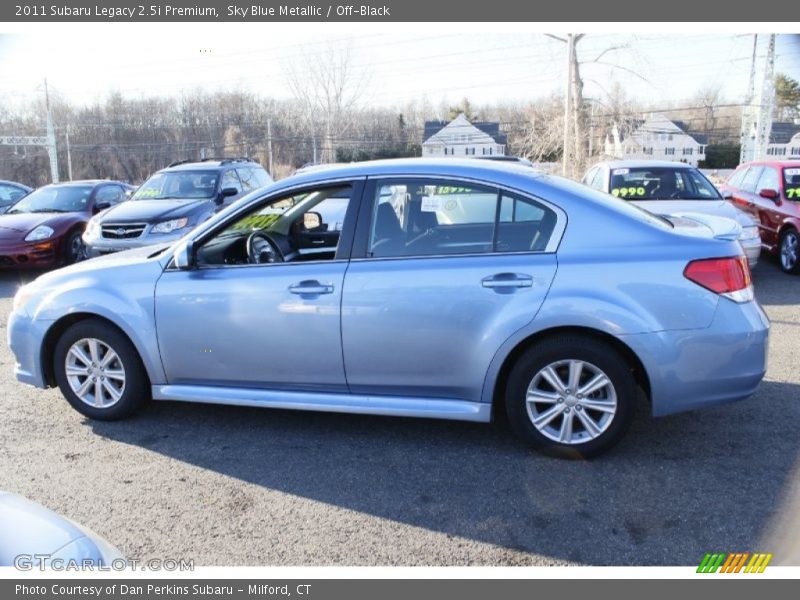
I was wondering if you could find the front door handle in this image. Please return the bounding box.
[481,273,533,289]
[289,280,334,295]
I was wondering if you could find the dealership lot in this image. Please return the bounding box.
[0,260,798,566]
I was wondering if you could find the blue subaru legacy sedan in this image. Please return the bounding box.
[7,159,769,458]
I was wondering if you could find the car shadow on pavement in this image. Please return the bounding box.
[88,378,800,565]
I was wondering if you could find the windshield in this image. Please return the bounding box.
[6,185,92,214]
[132,170,219,200]
[609,167,721,201]
[784,167,800,199]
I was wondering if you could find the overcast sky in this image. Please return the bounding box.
[0,24,798,113]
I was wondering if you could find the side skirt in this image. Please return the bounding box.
[151,384,492,423]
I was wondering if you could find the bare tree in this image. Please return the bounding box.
[284,40,370,163]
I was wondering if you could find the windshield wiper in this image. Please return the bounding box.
[29,208,68,213]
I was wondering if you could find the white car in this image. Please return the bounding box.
[583,160,761,267]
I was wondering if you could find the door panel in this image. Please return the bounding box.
[155,262,348,390]
[341,253,557,402]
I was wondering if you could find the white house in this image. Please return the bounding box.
[604,113,707,167]
[422,113,506,157]
[764,122,800,160]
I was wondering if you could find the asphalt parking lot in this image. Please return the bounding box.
[1,259,799,566]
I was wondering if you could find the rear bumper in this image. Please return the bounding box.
[622,297,769,417]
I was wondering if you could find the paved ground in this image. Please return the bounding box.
[1,258,798,566]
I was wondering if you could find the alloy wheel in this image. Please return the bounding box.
[525,359,617,445]
[781,230,798,271]
[64,338,126,408]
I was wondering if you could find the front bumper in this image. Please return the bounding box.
[0,239,60,269]
[622,296,769,417]
[84,231,184,257]
[7,308,51,389]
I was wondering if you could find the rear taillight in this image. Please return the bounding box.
[684,256,753,303]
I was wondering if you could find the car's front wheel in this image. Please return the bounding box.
[505,335,637,458]
[779,228,799,274]
[63,230,85,265]
[53,319,150,420]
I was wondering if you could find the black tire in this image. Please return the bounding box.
[53,319,150,420]
[778,228,799,274]
[63,229,85,265]
[505,335,637,459]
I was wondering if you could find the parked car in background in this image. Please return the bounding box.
[719,160,800,274]
[83,158,272,258]
[0,180,32,214]
[0,491,124,567]
[0,180,133,269]
[8,159,768,458]
[582,160,761,267]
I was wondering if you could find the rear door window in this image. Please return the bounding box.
[756,167,780,194]
[740,166,764,193]
[366,179,558,258]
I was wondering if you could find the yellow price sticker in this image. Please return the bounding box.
[611,187,646,198]
[786,188,799,199]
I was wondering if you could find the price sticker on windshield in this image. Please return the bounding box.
[611,187,646,198]
[785,168,800,198]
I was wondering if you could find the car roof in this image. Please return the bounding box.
[42,180,128,187]
[594,160,697,170]
[739,160,800,168]
[0,180,32,190]
[279,157,548,188]
[162,160,262,172]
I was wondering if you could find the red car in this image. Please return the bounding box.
[0,180,133,269]
[720,160,800,274]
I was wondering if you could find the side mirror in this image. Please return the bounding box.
[759,188,779,201]
[302,211,323,231]
[172,239,195,270]
[216,187,239,205]
[93,201,111,213]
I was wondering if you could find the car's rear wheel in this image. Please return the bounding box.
[53,319,150,420]
[779,228,799,274]
[505,336,637,458]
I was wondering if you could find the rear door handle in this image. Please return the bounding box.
[289,280,334,295]
[481,273,533,289]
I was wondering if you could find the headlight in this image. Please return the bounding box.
[84,218,100,238]
[12,284,34,312]
[151,218,189,234]
[741,225,759,240]
[24,225,54,242]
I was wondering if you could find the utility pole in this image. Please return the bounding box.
[562,34,575,176]
[312,136,317,164]
[44,79,59,183]
[267,118,274,175]
[65,125,73,181]
[754,34,776,161]
[740,35,759,163]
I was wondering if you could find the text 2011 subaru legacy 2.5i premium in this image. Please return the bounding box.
[7,159,769,457]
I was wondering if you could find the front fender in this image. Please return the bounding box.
[33,271,166,386]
